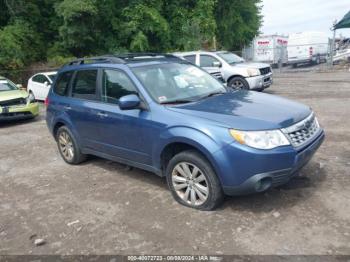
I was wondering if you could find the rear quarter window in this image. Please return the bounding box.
[54,71,73,96]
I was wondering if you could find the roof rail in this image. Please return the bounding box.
[66,56,125,66]
[112,53,178,60]
[65,53,181,67]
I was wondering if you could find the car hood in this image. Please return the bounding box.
[167,91,311,130]
[0,90,28,102]
[233,62,270,69]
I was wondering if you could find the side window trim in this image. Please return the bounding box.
[99,68,139,103]
[200,54,219,67]
[98,67,149,110]
[69,68,99,101]
[53,71,74,97]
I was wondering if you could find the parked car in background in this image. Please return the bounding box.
[174,54,225,84]
[174,51,272,91]
[46,54,324,210]
[27,71,57,101]
[0,76,39,121]
[287,31,329,67]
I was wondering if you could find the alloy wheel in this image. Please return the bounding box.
[58,131,74,161]
[231,80,244,89]
[171,162,209,206]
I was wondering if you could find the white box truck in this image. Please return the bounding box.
[287,31,329,67]
[253,35,288,66]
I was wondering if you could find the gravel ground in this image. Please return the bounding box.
[0,70,349,255]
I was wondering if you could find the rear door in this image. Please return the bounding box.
[67,69,102,149]
[31,74,47,100]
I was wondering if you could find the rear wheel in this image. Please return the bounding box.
[228,76,249,91]
[166,150,224,210]
[56,126,86,165]
[315,55,321,64]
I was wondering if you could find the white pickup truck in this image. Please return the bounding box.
[174,51,273,91]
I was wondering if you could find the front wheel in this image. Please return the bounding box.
[227,76,249,91]
[166,150,224,210]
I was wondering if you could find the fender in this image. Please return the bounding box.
[153,126,224,178]
[51,113,82,147]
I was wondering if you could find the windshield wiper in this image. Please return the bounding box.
[199,91,225,100]
[160,99,193,105]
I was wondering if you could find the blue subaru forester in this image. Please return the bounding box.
[46,53,324,210]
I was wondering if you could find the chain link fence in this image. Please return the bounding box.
[240,38,350,72]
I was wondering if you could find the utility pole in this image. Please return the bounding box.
[329,20,337,68]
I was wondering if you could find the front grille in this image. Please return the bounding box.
[282,113,320,148]
[259,67,271,75]
[0,112,31,117]
[0,97,26,107]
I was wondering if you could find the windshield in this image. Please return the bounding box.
[132,63,226,104]
[217,52,244,64]
[0,79,18,92]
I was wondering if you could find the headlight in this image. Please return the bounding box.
[247,68,260,77]
[229,129,290,149]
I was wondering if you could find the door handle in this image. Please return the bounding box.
[97,112,108,117]
[63,106,71,110]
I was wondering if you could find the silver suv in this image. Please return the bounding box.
[174,51,273,91]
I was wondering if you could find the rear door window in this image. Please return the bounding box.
[54,71,73,96]
[71,70,98,101]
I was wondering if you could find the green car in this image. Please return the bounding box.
[0,76,39,121]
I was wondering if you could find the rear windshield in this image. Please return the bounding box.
[0,80,17,91]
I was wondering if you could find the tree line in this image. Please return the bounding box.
[0,0,262,71]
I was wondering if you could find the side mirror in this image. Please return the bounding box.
[44,81,50,87]
[16,84,25,90]
[212,61,222,68]
[119,94,141,110]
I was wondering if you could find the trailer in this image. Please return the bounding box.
[252,35,288,66]
[287,31,329,67]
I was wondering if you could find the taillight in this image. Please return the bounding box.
[309,47,313,57]
[44,97,50,107]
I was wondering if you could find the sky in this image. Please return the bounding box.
[260,0,350,38]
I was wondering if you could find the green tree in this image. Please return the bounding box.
[56,0,99,56]
[215,0,262,51]
[0,20,43,69]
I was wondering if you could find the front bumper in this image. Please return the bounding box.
[0,102,39,121]
[213,129,325,196]
[246,73,273,90]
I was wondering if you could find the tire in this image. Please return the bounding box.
[166,150,224,210]
[227,76,249,91]
[56,126,86,165]
[315,56,321,65]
